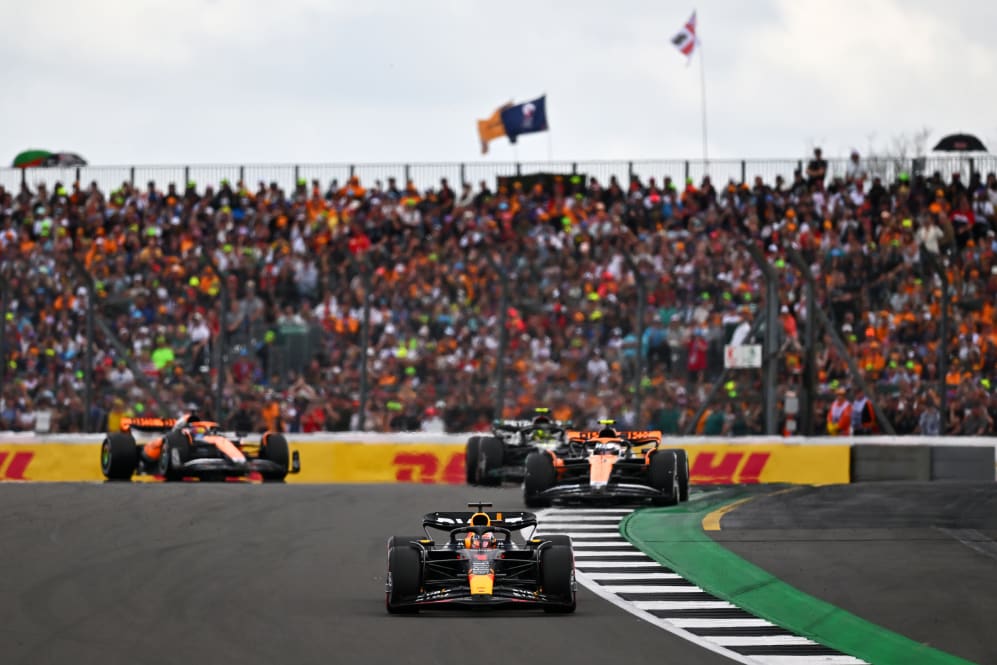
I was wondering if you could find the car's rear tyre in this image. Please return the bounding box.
[524,452,555,508]
[260,432,290,482]
[541,544,576,613]
[476,436,503,487]
[101,432,138,481]
[159,431,191,482]
[542,535,573,549]
[386,538,422,614]
[674,448,690,501]
[465,436,482,485]
[649,450,679,506]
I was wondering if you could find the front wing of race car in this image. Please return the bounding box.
[386,586,574,611]
[536,481,669,503]
[168,448,301,478]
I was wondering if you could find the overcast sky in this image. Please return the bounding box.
[3,0,996,168]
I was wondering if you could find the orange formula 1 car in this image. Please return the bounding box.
[100,412,300,482]
[522,420,689,507]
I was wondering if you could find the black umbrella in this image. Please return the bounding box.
[933,133,987,152]
[42,152,88,167]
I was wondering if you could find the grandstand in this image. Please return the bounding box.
[0,155,994,436]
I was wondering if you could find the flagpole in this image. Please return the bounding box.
[698,37,708,171]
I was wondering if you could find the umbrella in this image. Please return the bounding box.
[43,152,88,167]
[933,133,988,152]
[12,149,53,168]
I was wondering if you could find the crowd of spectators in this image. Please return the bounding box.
[1,147,996,436]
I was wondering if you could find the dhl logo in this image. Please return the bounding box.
[390,450,771,485]
[0,451,34,480]
[392,452,464,484]
[690,451,770,484]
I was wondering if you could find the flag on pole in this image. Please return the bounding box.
[477,103,513,154]
[476,95,549,154]
[500,95,549,144]
[671,11,697,63]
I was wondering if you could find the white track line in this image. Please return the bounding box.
[599,585,712,594]
[709,636,820,647]
[632,600,737,611]
[757,657,866,665]
[574,560,670,568]
[573,551,650,558]
[669,618,775,629]
[588,572,684,581]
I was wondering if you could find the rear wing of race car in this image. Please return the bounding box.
[566,430,663,446]
[121,417,177,433]
[422,510,539,532]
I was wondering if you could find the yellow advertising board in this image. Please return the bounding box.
[683,443,850,485]
[0,441,850,485]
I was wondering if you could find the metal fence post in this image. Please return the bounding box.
[215,276,229,425]
[404,164,411,185]
[294,164,300,185]
[239,165,245,184]
[622,252,646,424]
[922,252,951,431]
[740,160,746,184]
[741,241,780,435]
[65,258,96,430]
[460,163,466,186]
[353,255,372,431]
[802,263,817,436]
[75,167,81,184]
[684,161,690,183]
[129,167,135,188]
[764,269,780,435]
[483,252,509,422]
[0,272,7,386]
[516,163,522,177]
[184,166,190,187]
[349,164,356,179]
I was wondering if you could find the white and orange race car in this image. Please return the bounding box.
[522,420,689,507]
[100,411,300,482]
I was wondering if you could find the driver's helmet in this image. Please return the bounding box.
[530,427,551,442]
[593,441,621,455]
[184,403,203,424]
[465,532,497,549]
[598,426,619,438]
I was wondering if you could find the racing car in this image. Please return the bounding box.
[522,420,689,507]
[100,411,301,482]
[385,501,575,614]
[466,408,571,486]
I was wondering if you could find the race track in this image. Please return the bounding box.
[713,481,997,665]
[0,483,737,665]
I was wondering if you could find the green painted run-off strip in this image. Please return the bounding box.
[621,490,976,665]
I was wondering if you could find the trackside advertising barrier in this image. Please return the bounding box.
[0,434,991,483]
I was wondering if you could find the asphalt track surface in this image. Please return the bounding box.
[0,483,738,665]
[714,481,997,665]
